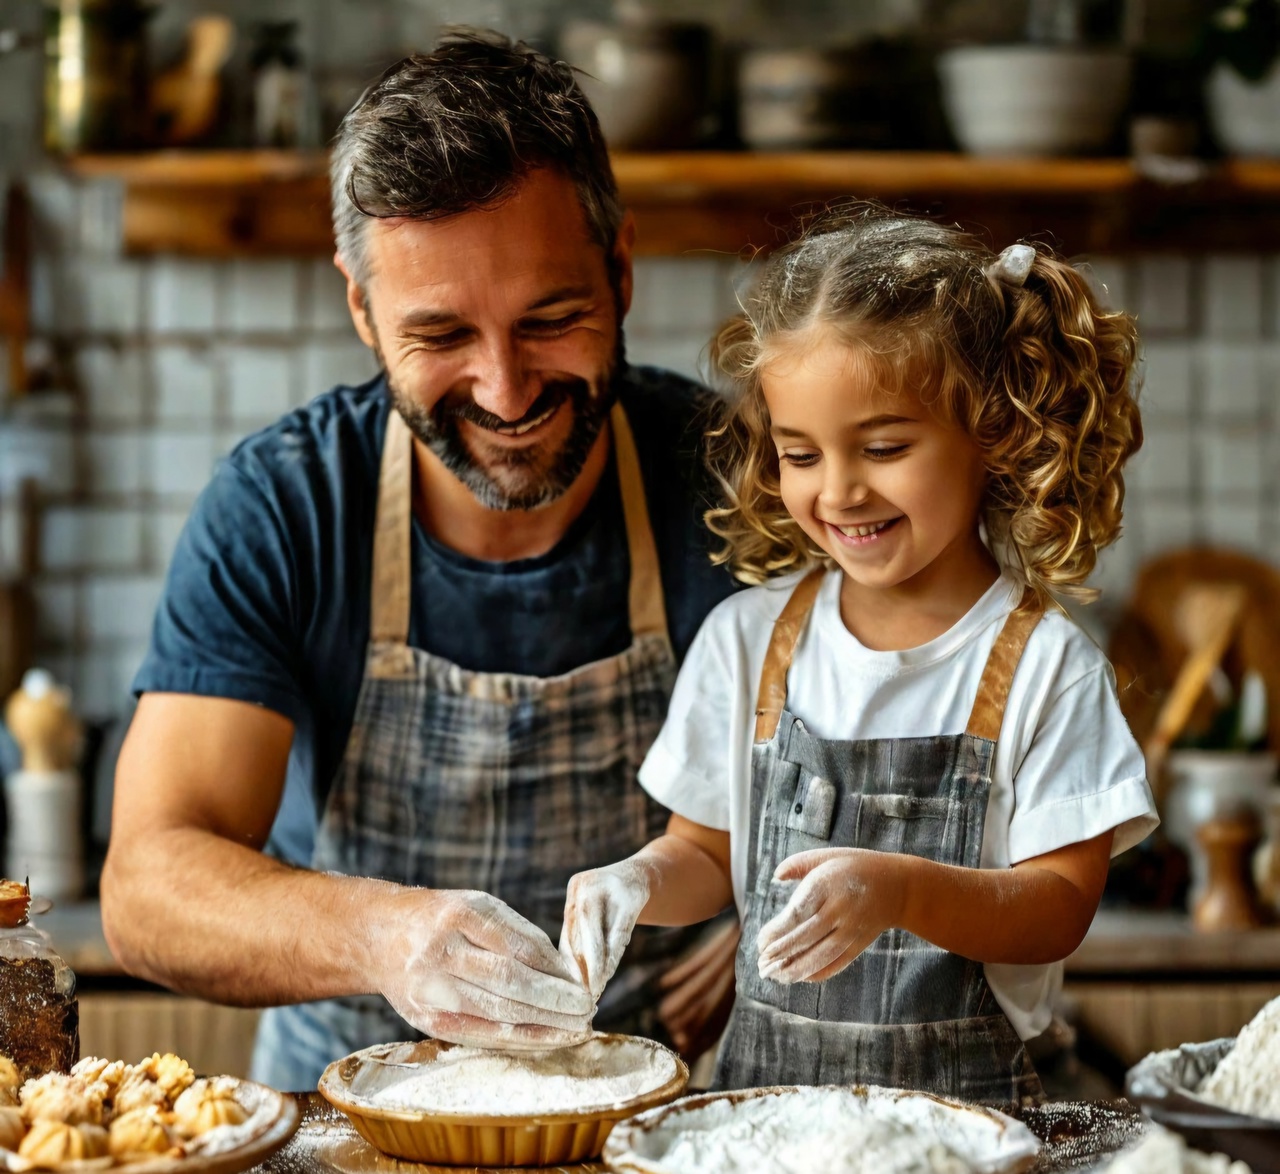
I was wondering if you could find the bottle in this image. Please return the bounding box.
[251,21,311,149]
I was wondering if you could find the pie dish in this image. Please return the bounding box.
[318,1035,688,1167]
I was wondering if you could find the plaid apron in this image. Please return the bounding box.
[713,569,1047,1110]
[251,403,690,1090]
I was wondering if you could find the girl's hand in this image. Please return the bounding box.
[756,848,905,984]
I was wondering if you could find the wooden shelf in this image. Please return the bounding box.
[63,150,1280,257]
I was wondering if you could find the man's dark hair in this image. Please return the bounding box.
[331,28,623,284]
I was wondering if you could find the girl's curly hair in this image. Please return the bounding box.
[706,203,1143,609]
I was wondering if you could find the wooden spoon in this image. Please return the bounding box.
[1145,582,1249,802]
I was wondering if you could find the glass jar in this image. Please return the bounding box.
[43,0,154,153]
[0,922,79,1080]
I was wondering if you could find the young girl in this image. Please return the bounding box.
[560,206,1158,1109]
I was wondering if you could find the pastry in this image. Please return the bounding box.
[0,1104,24,1151]
[71,1058,127,1104]
[17,1119,108,1166]
[132,1054,194,1105]
[171,1079,246,1136]
[108,1109,177,1162]
[19,1073,103,1126]
[112,1069,167,1118]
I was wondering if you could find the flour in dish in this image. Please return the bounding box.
[366,1038,676,1116]
[607,1086,1040,1174]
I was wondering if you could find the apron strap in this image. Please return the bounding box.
[611,402,671,648]
[965,594,1044,741]
[754,568,826,743]
[371,406,414,646]
[368,401,671,652]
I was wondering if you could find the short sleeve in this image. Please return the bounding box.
[1006,665,1158,863]
[132,459,307,725]
[638,613,736,831]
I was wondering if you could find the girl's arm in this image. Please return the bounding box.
[757,830,1113,984]
[560,814,733,998]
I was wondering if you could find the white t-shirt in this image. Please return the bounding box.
[639,570,1158,1041]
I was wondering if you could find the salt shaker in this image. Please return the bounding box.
[3,669,85,901]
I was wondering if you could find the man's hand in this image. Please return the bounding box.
[756,849,904,985]
[380,888,595,1049]
[656,919,739,1060]
[559,860,651,1001]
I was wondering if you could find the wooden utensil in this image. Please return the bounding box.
[1144,582,1248,799]
[151,16,235,146]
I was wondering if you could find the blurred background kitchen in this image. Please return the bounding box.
[1,0,1279,1093]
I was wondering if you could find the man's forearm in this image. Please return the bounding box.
[101,826,393,1006]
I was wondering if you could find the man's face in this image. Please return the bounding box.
[339,169,634,511]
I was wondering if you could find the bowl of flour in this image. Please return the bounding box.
[602,1084,1041,1174]
[318,1034,687,1166]
[1125,995,1280,1174]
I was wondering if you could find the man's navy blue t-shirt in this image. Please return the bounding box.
[133,365,736,864]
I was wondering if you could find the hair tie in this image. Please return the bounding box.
[986,243,1036,288]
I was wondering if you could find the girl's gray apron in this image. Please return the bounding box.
[713,569,1047,1110]
[251,403,692,1090]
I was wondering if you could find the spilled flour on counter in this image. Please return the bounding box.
[364,1038,675,1116]
[1199,994,1280,1121]
[610,1087,1040,1174]
[1102,1125,1252,1174]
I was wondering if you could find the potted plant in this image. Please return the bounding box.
[1203,0,1280,155]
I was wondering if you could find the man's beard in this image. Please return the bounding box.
[378,338,622,513]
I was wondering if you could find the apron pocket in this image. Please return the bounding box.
[785,772,837,840]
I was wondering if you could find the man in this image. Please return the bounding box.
[101,30,737,1091]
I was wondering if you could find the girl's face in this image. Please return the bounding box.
[761,331,992,596]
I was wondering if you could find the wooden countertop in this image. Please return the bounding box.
[36,902,1280,981]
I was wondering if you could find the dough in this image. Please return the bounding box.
[19,1073,103,1126]
[0,1104,24,1151]
[108,1109,176,1162]
[17,1119,108,1167]
[171,1079,246,1136]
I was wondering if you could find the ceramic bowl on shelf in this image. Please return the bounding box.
[937,45,1131,156]
[1125,1038,1280,1174]
[318,1035,688,1167]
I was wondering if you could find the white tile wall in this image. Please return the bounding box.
[306,259,356,332]
[75,345,148,423]
[224,260,301,335]
[1138,341,1195,417]
[1203,256,1264,339]
[1200,343,1266,421]
[1134,255,1193,335]
[6,231,1280,721]
[150,260,222,334]
[84,576,167,642]
[226,346,296,427]
[84,432,148,496]
[152,344,219,424]
[147,431,220,499]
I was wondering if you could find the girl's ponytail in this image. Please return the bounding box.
[978,252,1142,607]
